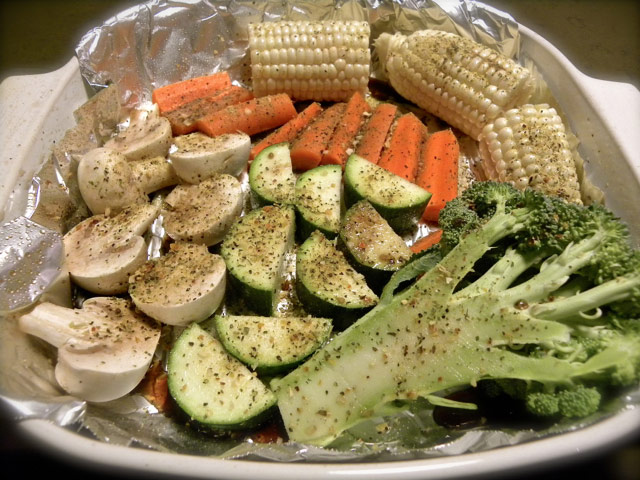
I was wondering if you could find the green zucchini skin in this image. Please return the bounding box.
[296,230,378,329]
[167,323,277,431]
[214,314,332,375]
[220,205,296,316]
[339,200,413,292]
[294,164,343,241]
[343,154,431,232]
[248,142,296,206]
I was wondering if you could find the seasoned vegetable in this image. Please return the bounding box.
[214,314,332,374]
[377,112,426,182]
[478,104,582,204]
[168,323,277,430]
[339,200,413,289]
[275,182,640,445]
[415,129,460,222]
[375,29,535,140]
[249,142,296,206]
[250,102,323,161]
[321,91,371,167]
[290,102,345,171]
[196,93,297,137]
[343,154,431,232]
[152,71,232,114]
[354,102,398,164]
[294,164,343,240]
[162,174,244,246]
[63,202,160,295]
[128,242,226,326]
[169,132,251,183]
[19,298,161,403]
[248,20,371,102]
[220,205,296,316]
[163,85,254,135]
[296,230,378,325]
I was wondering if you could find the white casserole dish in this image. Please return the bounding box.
[1,21,639,480]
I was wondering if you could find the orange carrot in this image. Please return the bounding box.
[410,230,443,253]
[152,72,232,114]
[289,102,346,171]
[164,86,255,135]
[196,93,298,137]
[250,102,323,161]
[354,102,398,164]
[377,112,426,182]
[416,129,460,222]
[321,92,371,167]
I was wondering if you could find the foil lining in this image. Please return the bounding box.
[0,0,637,466]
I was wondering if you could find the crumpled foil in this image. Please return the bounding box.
[0,0,637,466]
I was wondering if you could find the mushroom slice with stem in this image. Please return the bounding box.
[129,242,226,326]
[63,202,160,294]
[18,297,161,403]
[162,173,244,246]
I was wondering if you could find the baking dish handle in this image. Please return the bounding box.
[574,74,640,170]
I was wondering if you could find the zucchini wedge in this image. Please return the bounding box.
[214,314,332,374]
[344,154,431,232]
[295,164,342,240]
[248,142,295,206]
[220,204,295,316]
[296,230,378,328]
[168,323,276,430]
[340,200,413,291]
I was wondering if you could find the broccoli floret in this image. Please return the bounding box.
[557,386,601,417]
[275,181,640,445]
[525,386,601,418]
[526,392,559,416]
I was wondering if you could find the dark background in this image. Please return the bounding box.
[1,0,639,479]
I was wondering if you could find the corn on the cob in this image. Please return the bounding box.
[248,20,371,102]
[478,104,582,204]
[375,30,535,140]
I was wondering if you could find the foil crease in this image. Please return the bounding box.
[0,0,637,466]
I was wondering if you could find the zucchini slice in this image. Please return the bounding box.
[214,315,332,374]
[344,154,431,232]
[248,142,296,206]
[294,164,342,240]
[167,323,277,430]
[220,204,295,316]
[296,230,378,327]
[340,200,413,290]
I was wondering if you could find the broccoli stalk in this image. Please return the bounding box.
[273,182,640,446]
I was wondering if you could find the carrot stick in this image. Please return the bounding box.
[152,72,232,114]
[164,86,255,136]
[289,102,346,171]
[321,92,371,167]
[377,112,426,182]
[250,102,323,161]
[415,129,460,222]
[196,93,298,137]
[354,102,397,164]
[410,230,443,253]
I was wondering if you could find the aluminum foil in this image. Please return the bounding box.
[0,0,637,466]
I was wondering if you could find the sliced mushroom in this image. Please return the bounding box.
[63,202,160,294]
[77,147,179,215]
[169,132,250,183]
[18,297,161,403]
[162,173,244,246]
[129,242,226,326]
[104,109,172,161]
